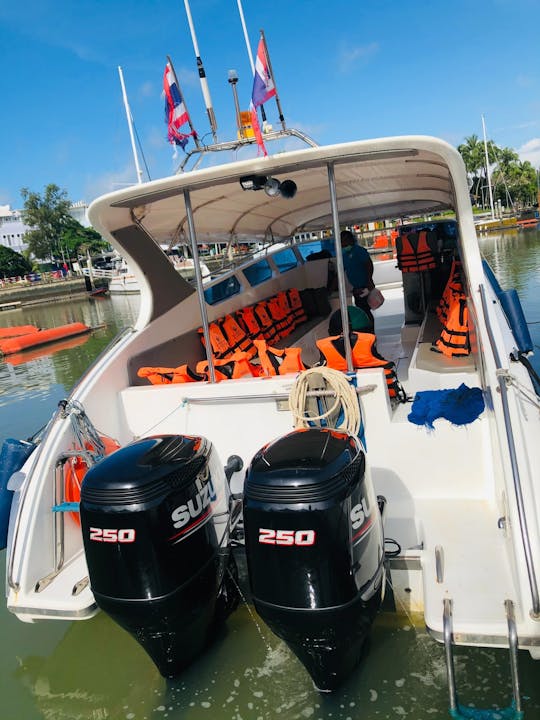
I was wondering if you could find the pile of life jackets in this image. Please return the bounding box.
[396,229,438,273]
[138,288,312,384]
[198,287,308,362]
[432,258,470,357]
[136,285,406,401]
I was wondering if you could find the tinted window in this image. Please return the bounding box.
[273,248,298,274]
[297,240,336,260]
[204,276,241,305]
[243,259,273,286]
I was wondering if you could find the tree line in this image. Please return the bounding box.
[0,184,108,278]
[457,135,538,211]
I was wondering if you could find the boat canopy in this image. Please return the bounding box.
[89,136,470,247]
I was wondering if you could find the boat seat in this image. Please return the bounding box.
[406,309,477,391]
[419,311,444,344]
[414,342,476,373]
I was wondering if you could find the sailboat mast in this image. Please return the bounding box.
[481,114,495,220]
[118,66,143,185]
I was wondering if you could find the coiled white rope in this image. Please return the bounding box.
[289,367,361,436]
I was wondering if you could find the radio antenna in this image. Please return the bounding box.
[183,0,218,142]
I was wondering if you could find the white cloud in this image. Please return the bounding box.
[84,164,142,204]
[338,42,379,73]
[518,138,540,168]
[516,74,535,88]
[138,82,154,99]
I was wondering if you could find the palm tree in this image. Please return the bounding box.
[457,135,485,206]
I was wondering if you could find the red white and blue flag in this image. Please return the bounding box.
[250,37,276,156]
[164,61,196,150]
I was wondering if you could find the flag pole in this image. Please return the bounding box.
[236,1,267,127]
[118,66,143,184]
[260,30,285,130]
[167,55,201,148]
[184,0,218,142]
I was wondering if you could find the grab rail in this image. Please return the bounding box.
[34,451,86,593]
[479,282,540,617]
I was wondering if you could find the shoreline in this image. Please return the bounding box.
[0,278,93,310]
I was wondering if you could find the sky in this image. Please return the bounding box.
[1,0,539,210]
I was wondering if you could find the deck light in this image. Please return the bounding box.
[264,177,281,197]
[239,174,267,191]
[239,175,297,199]
[279,179,297,199]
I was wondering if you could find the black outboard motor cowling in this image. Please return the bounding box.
[243,428,384,691]
[80,434,235,678]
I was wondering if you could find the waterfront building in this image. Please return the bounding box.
[0,202,91,255]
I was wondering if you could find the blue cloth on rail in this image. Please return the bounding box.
[408,383,485,429]
[450,701,523,719]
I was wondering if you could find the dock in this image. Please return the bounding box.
[0,301,22,311]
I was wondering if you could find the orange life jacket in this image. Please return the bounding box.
[219,314,256,358]
[266,295,291,338]
[197,322,231,359]
[316,333,405,400]
[397,230,437,273]
[433,294,470,357]
[436,258,463,322]
[137,365,203,385]
[254,339,306,376]
[196,352,260,382]
[276,291,296,333]
[254,301,280,344]
[287,288,308,326]
[236,306,265,341]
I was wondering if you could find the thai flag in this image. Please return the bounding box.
[250,37,276,156]
[251,38,276,108]
[163,61,195,149]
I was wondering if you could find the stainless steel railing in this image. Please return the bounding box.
[479,282,540,617]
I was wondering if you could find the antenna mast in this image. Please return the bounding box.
[237,0,255,73]
[183,0,218,142]
[236,0,268,127]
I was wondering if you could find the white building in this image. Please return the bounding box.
[0,205,28,254]
[0,202,90,255]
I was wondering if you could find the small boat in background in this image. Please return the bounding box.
[88,286,108,299]
[108,256,211,295]
[83,275,109,298]
[517,210,540,229]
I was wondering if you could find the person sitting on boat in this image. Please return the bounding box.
[340,230,375,327]
[328,305,373,334]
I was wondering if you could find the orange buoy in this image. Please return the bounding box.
[0,322,91,355]
[64,436,120,526]
[0,325,40,339]
[7,333,91,366]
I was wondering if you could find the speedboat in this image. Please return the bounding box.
[4,135,540,709]
[108,255,211,294]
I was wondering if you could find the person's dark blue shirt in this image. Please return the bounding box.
[342,243,371,288]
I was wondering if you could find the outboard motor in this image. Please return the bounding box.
[243,428,384,692]
[80,434,237,678]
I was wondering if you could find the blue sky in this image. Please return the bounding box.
[1,0,539,210]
